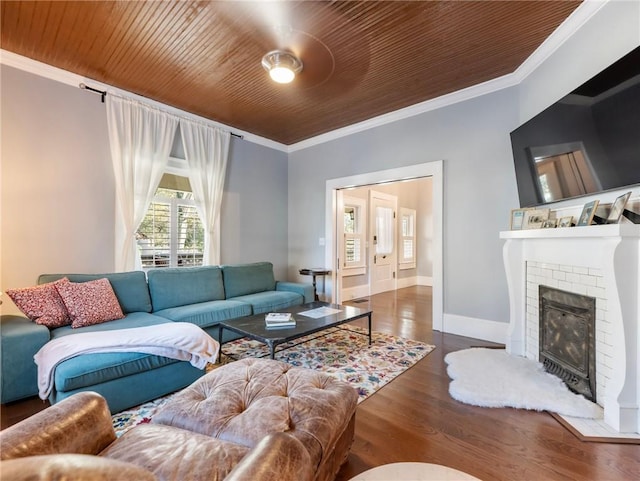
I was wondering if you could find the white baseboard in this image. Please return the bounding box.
[341,285,370,302]
[442,314,508,345]
[340,275,432,301]
[397,277,416,289]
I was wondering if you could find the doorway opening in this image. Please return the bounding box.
[324,161,443,331]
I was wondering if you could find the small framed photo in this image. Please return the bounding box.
[577,200,600,226]
[558,216,574,228]
[522,208,550,229]
[605,191,632,224]
[541,219,557,228]
[510,208,530,230]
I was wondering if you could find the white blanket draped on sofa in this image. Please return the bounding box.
[34,322,220,399]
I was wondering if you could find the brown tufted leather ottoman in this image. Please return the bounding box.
[152,358,358,481]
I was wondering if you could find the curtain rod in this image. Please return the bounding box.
[78,83,243,139]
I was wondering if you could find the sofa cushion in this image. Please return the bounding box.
[221,262,276,299]
[54,278,125,328]
[228,291,303,314]
[153,300,252,329]
[147,266,225,312]
[102,424,250,481]
[53,351,182,394]
[47,313,190,393]
[38,272,152,314]
[6,281,71,328]
[50,312,171,339]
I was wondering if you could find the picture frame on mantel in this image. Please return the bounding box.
[510,208,530,230]
[605,191,632,224]
[522,208,550,229]
[577,200,600,226]
[558,216,574,228]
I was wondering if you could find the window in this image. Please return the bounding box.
[342,196,366,271]
[137,173,204,269]
[399,207,416,269]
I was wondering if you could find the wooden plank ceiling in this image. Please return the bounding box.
[1,1,582,145]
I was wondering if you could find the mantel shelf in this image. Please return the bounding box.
[500,223,640,240]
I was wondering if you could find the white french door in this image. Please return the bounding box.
[369,190,397,295]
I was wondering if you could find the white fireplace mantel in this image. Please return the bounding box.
[500,224,640,434]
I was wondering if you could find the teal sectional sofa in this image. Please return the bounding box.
[0,262,313,413]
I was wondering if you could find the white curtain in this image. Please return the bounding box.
[179,120,230,266]
[106,94,178,271]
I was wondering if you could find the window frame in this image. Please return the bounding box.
[399,207,416,270]
[342,196,367,276]
[137,157,205,270]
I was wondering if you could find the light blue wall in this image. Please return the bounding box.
[0,65,290,311]
[221,138,289,279]
[518,0,640,125]
[289,87,520,324]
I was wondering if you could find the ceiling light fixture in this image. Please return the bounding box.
[261,50,303,84]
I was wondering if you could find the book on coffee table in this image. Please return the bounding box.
[265,312,296,329]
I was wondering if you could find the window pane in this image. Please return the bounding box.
[138,202,170,268]
[375,206,394,255]
[402,214,414,236]
[403,239,413,260]
[177,204,204,266]
[344,207,356,234]
[345,237,361,263]
[137,188,204,269]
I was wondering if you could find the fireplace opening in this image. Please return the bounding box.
[539,286,596,403]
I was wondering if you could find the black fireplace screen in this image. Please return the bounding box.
[539,285,596,402]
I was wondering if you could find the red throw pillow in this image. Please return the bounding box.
[6,281,71,328]
[54,277,125,328]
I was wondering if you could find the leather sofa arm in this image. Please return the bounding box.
[0,392,116,460]
[0,454,158,481]
[225,432,314,481]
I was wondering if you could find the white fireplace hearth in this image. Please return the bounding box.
[500,224,640,434]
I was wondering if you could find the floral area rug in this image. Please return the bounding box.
[112,325,434,436]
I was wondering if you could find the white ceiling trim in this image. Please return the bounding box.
[0,49,289,153]
[287,72,518,152]
[511,0,609,82]
[287,0,608,153]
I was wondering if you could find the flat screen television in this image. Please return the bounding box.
[510,46,640,207]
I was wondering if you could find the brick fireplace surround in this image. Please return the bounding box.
[501,224,640,434]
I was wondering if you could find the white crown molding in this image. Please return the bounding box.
[287,72,518,152]
[287,0,610,153]
[512,0,610,82]
[0,49,288,153]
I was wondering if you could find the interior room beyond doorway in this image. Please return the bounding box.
[336,177,434,304]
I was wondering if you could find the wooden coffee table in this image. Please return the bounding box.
[218,301,372,359]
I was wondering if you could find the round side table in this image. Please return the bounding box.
[349,462,481,481]
[299,268,330,301]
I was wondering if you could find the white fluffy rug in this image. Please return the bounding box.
[444,348,602,418]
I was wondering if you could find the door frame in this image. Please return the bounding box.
[325,161,443,332]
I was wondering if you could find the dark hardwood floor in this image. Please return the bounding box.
[2,286,638,479]
[337,286,639,481]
